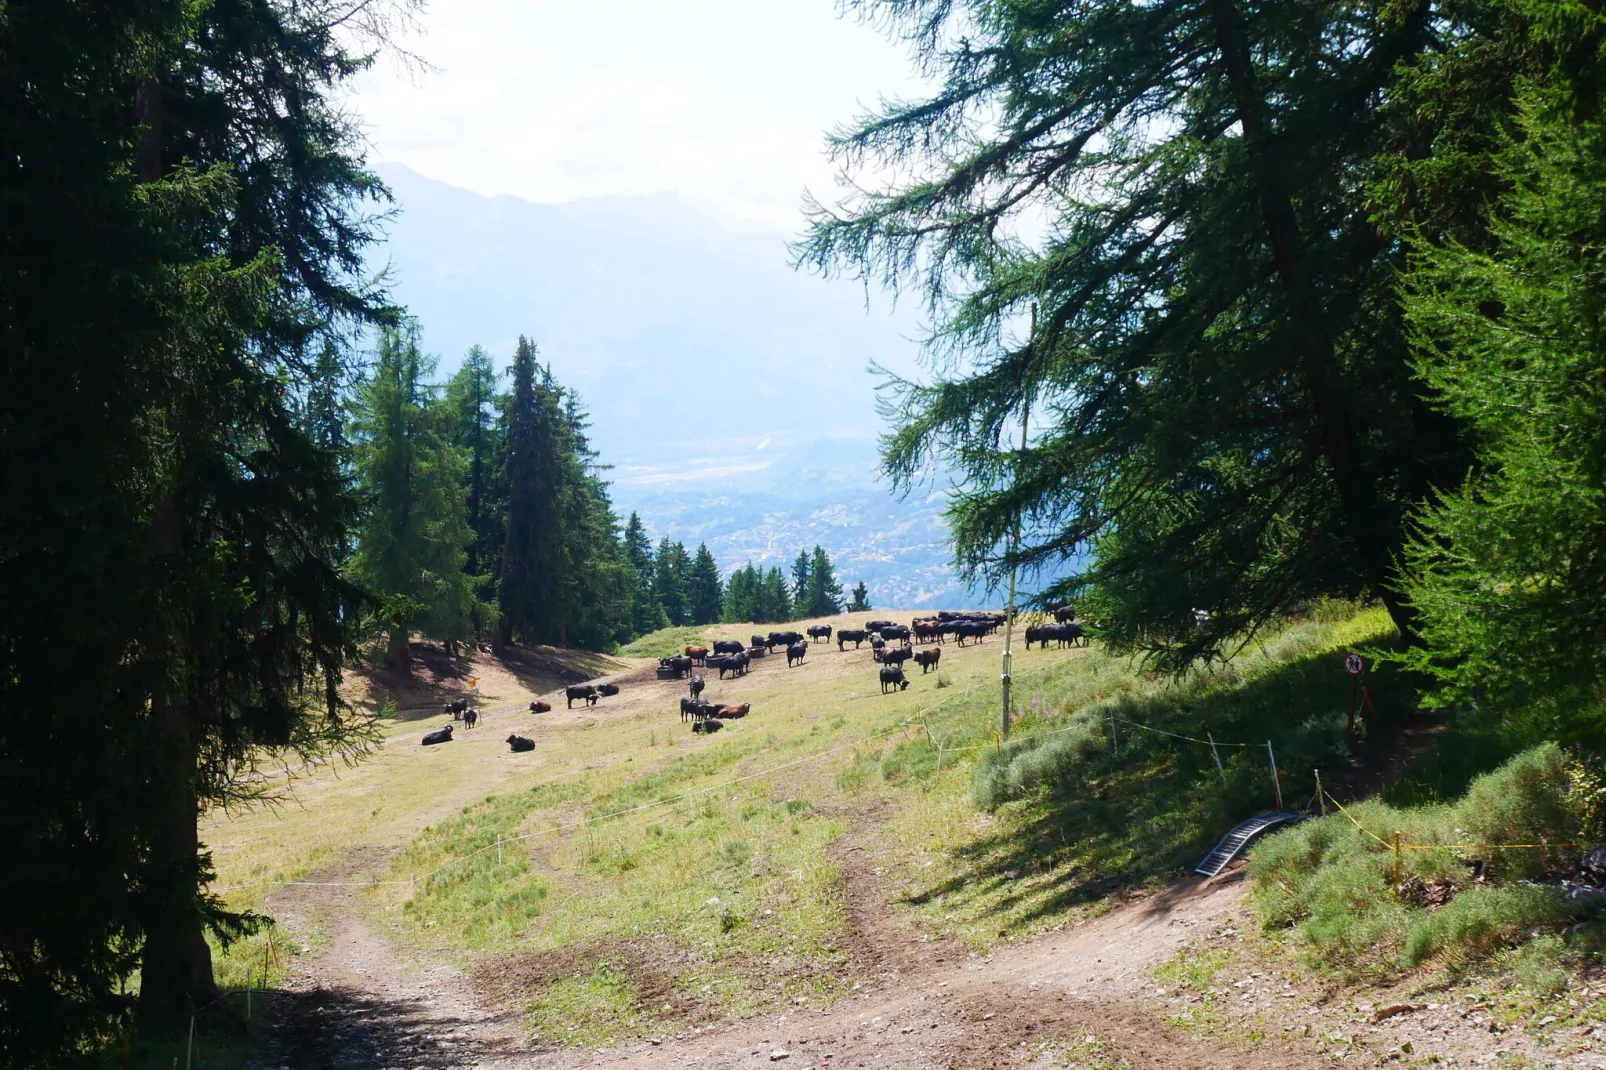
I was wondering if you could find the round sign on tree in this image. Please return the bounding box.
[1344,653,1364,676]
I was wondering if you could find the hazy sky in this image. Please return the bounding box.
[350,0,926,232]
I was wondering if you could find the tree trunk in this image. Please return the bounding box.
[386,626,411,670]
[1211,0,1420,642]
[138,498,219,1036]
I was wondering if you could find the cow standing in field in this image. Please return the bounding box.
[807,624,832,643]
[869,634,886,661]
[786,642,808,667]
[953,621,988,646]
[681,696,712,722]
[767,630,804,650]
[913,647,942,673]
[865,620,894,633]
[445,699,468,719]
[713,639,744,656]
[689,673,705,699]
[685,645,710,666]
[566,684,599,708]
[837,628,868,650]
[879,666,909,693]
[880,625,910,643]
[463,708,478,729]
[913,619,942,644]
[751,634,768,650]
[881,645,913,669]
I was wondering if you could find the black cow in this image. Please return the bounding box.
[807,624,832,643]
[786,641,808,667]
[713,639,745,655]
[880,625,910,642]
[658,655,692,679]
[869,634,886,661]
[565,684,599,708]
[597,683,620,697]
[421,724,454,746]
[445,698,468,719]
[506,734,535,753]
[879,666,909,693]
[865,620,894,632]
[913,647,941,673]
[837,628,868,650]
[751,634,768,650]
[881,645,913,668]
[463,707,478,729]
[689,673,705,698]
[692,717,724,734]
[768,630,805,649]
[953,621,988,645]
[1024,625,1048,650]
[716,653,748,679]
[681,696,713,722]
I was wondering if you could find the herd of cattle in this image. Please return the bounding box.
[419,605,1091,749]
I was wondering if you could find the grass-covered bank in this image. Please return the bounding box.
[1251,743,1606,986]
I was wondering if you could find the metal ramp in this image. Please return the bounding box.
[1194,812,1306,877]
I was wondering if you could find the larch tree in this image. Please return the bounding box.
[799,0,1478,669]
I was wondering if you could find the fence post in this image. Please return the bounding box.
[1315,770,1326,816]
[1109,708,1119,755]
[1207,732,1227,786]
[1393,831,1403,894]
[1266,740,1283,811]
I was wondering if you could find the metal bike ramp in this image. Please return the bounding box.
[1195,812,1306,877]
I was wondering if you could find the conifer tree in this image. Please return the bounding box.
[624,513,668,634]
[806,545,845,617]
[848,581,872,613]
[760,566,794,623]
[687,543,725,624]
[799,0,1477,667]
[791,550,812,610]
[443,346,503,593]
[654,539,691,626]
[349,325,476,665]
[723,563,762,623]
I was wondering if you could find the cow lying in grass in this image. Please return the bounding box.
[422,724,454,745]
[530,700,552,713]
[717,703,750,719]
[506,734,534,752]
[598,683,620,697]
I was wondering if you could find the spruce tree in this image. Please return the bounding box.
[624,513,668,635]
[443,346,503,596]
[1402,58,1606,709]
[654,540,691,626]
[790,550,812,611]
[848,581,872,613]
[760,566,794,623]
[687,543,725,624]
[806,545,845,617]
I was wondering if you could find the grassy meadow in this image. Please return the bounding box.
[200,602,1468,1047]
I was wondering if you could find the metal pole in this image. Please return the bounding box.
[1207,732,1227,786]
[1267,740,1284,811]
[1315,769,1326,816]
[1000,306,1034,741]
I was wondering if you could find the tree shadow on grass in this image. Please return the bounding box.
[899,634,1431,933]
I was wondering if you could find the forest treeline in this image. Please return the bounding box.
[344,327,865,660]
[7,0,1606,1065]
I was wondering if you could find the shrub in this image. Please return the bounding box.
[1250,743,1588,976]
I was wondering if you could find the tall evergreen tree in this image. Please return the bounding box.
[806,545,845,618]
[654,539,691,626]
[790,549,812,610]
[686,543,725,624]
[623,513,668,635]
[723,563,762,623]
[443,346,503,595]
[848,581,872,613]
[1402,24,1606,710]
[349,325,476,665]
[760,566,794,623]
[799,0,1480,669]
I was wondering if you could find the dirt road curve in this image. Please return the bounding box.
[264,834,1302,1070]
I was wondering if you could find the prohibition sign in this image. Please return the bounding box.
[1344,652,1364,676]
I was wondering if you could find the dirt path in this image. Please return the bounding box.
[264,850,527,1069]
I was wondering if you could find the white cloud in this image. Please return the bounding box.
[348,0,927,231]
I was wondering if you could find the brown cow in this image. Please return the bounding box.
[913,647,942,673]
[685,645,710,666]
[529,700,552,713]
[717,703,750,719]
